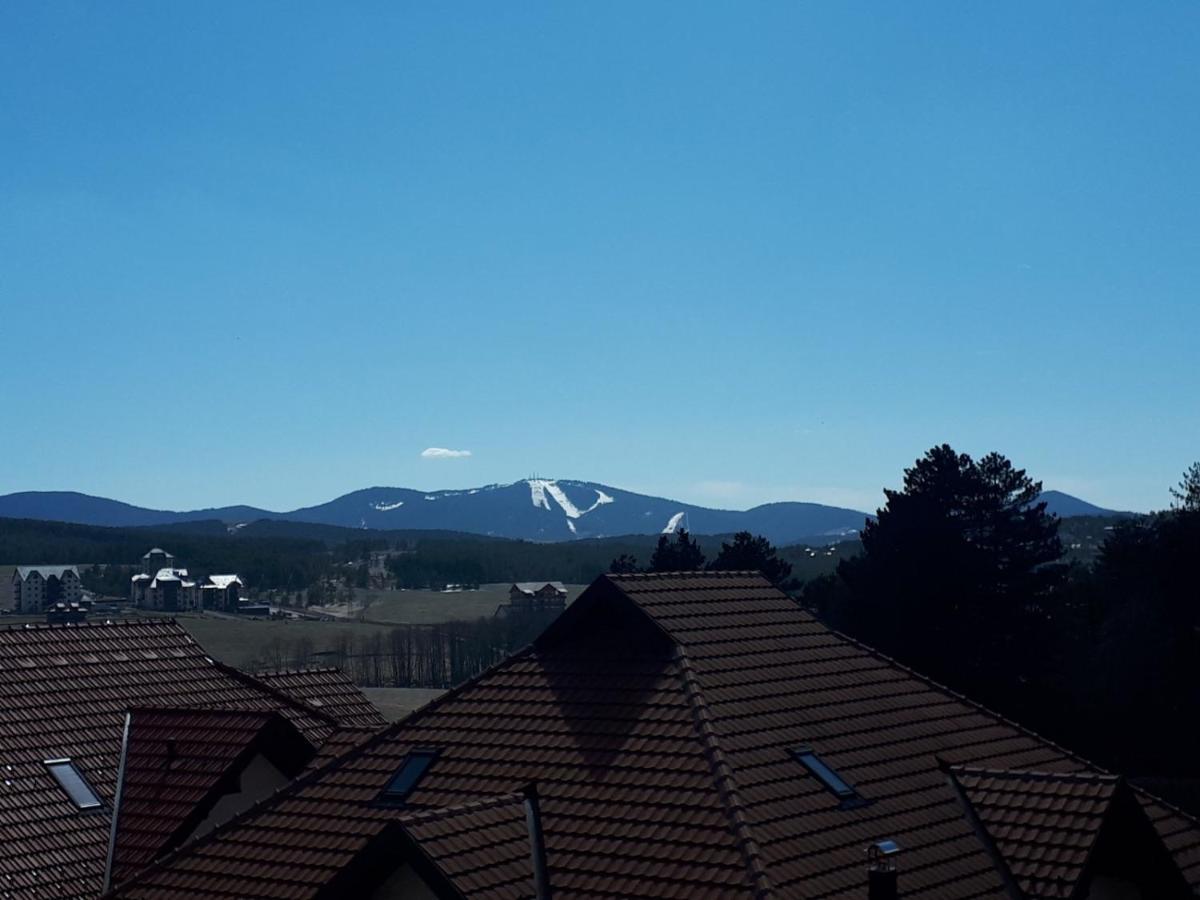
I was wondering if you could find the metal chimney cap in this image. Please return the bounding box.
[867,839,901,864]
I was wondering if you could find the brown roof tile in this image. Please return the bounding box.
[253,668,387,729]
[106,573,1200,898]
[0,618,352,898]
[947,766,1117,898]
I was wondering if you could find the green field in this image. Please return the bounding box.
[343,582,584,625]
[361,687,446,721]
[172,582,584,670]
[171,614,395,670]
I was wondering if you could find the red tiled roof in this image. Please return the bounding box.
[0,619,345,898]
[106,573,1200,899]
[1142,796,1200,890]
[386,793,536,898]
[108,707,316,887]
[947,766,1117,898]
[253,668,387,729]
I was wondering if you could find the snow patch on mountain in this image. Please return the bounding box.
[542,481,582,517]
[528,480,552,511]
[583,489,614,513]
[371,500,405,512]
[528,479,615,520]
[663,512,686,534]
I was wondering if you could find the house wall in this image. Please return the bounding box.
[1086,875,1143,899]
[369,862,441,900]
[188,753,292,841]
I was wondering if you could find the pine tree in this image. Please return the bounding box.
[1169,461,1200,511]
[648,530,706,572]
[708,531,792,585]
[838,444,1064,692]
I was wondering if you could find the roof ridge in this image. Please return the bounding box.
[0,617,181,633]
[124,705,281,721]
[944,765,1026,899]
[396,790,524,826]
[673,644,775,900]
[820,616,1106,775]
[211,660,343,729]
[609,570,766,580]
[1130,783,1200,829]
[254,666,347,677]
[948,764,1120,784]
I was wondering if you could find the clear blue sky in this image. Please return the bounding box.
[2,3,1197,514]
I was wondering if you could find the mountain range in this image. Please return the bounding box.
[0,481,1129,546]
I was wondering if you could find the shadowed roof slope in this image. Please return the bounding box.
[109,592,754,898]
[0,619,345,898]
[254,667,387,729]
[107,573,1200,899]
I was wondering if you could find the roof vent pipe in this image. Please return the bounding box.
[867,839,900,900]
[523,784,552,900]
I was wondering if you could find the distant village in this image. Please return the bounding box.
[7,546,254,622]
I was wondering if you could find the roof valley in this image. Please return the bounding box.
[674,643,776,900]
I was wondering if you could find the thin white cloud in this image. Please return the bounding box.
[421,447,472,459]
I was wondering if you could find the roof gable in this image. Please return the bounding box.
[15,565,79,581]
[947,766,1118,898]
[106,707,316,887]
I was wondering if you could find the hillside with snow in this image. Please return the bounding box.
[0,481,1127,545]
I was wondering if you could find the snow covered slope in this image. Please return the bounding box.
[0,483,1128,545]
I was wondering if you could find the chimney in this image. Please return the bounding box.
[867,839,900,900]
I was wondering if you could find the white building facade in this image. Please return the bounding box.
[130,549,242,613]
[11,566,82,614]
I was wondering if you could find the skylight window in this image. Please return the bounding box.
[792,747,864,806]
[44,759,102,810]
[378,749,437,804]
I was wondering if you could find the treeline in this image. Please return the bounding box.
[0,518,334,592]
[251,611,559,688]
[1,515,853,596]
[387,534,691,588]
[802,446,1200,785]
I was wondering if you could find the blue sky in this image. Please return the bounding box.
[2,3,1197,514]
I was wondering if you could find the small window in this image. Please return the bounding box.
[378,750,437,804]
[792,747,864,806]
[44,759,102,810]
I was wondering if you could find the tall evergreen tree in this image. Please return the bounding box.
[648,530,706,572]
[838,444,1064,694]
[608,553,639,574]
[1170,461,1200,511]
[708,531,792,585]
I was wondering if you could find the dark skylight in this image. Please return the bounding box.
[44,758,102,810]
[792,747,860,803]
[380,749,438,803]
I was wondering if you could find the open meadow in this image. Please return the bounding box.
[360,687,446,721]
[333,582,584,624]
[169,613,393,670]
